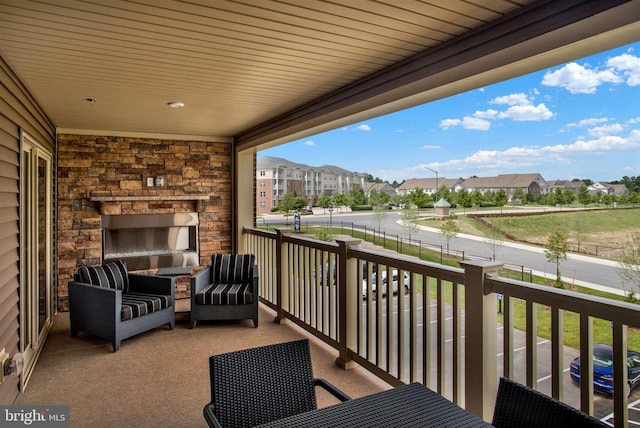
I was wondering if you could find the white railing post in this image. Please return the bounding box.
[460,260,503,421]
[335,237,361,369]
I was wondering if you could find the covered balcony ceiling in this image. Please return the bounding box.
[0,0,639,149]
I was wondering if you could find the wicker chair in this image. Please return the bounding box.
[190,254,258,329]
[203,339,351,428]
[492,377,608,428]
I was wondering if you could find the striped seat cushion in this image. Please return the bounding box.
[196,283,253,305]
[78,260,129,291]
[121,292,173,321]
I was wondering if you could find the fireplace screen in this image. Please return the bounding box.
[102,212,199,271]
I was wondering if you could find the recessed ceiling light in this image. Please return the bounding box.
[167,102,185,108]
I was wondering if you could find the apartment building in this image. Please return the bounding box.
[256,156,367,214]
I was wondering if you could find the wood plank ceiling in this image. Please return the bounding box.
[0,0,638,146]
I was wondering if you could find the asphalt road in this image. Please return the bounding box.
[265,210,626,296]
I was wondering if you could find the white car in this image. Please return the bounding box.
[362,270,410,299]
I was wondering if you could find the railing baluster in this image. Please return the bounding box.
[244,228,640,425]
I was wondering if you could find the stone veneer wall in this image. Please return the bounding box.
[56,134,233,311]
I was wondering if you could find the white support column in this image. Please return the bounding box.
[460,260,503,421]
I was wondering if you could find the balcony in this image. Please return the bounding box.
[15,227,640,426]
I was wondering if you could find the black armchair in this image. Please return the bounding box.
[492,377,608,428]
[190,254,258,329]
[203,339,351,428]
[68,260,175,352]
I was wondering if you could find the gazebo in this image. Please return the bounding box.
[434,198,451,217]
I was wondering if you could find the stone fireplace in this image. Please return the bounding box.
[57,134,234,309]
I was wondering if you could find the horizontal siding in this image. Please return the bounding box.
[0,56,55,404]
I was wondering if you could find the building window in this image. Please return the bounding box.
[259,170,266,176]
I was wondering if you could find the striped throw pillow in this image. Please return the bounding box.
[211,254,254,284]
[78,260,129,291]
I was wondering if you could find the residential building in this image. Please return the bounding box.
[396,177,463,196]
[256,156,366,214]
[364,182,397,198]
[548,179,587,194]
[459,173,549,201]
[588,182,630,196]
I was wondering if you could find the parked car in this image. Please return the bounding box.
[569,343,640,397]
[362,270,410,299]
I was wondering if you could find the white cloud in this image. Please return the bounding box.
[541,62,623,94]
[420,145,441,150]
[394,129,640,180]
[490,93,531,106]
[473,109,499,119]
[606,53,640,86]
[565,117,610,129]
[497,103,553,121]
[302,140,315,146]
[441,93,553,131]
[357,124,371,131]
[587,123,623,137]
[461,116,491,130]
[440,112,494,131]
[439,119,461,130]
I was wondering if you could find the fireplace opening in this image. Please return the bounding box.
[102,212,199,271]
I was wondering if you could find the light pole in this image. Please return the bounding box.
[426,167,438,200]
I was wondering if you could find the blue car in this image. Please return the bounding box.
[569,344,640,397]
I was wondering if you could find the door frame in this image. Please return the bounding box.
[19,131,54,390]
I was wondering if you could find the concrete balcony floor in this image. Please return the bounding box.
[16,302,390,427]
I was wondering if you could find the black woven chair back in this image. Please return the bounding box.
[492,377,608,428]
[209,339,318,428]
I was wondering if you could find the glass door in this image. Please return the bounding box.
[20,132,54,389]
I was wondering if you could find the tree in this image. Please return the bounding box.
[348,188,367,206]
[316,192,331,211]
[456,189,473,209]
[279,192,306,221]
[563,189,576,205]
[369,189,390,207]
[401,203,420,241]
[493,189,508,212]
[554,188,565,205]
[439,217,460,253]
[471,190,484,206]
[407,187,430,208]
[577,186,590,206]
[616,233,640,300]
[544,230,569,288]
[332,193,349,211]
[512,188,526,205]
[435,184,450,202]
[484,218,504,261]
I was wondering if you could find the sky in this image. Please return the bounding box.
[260,42,640,184]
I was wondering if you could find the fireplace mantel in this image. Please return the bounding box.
[91,194,210,214]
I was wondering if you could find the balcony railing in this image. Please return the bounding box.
[243,227,640,426]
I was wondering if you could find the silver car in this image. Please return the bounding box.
[362,270,410,299]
